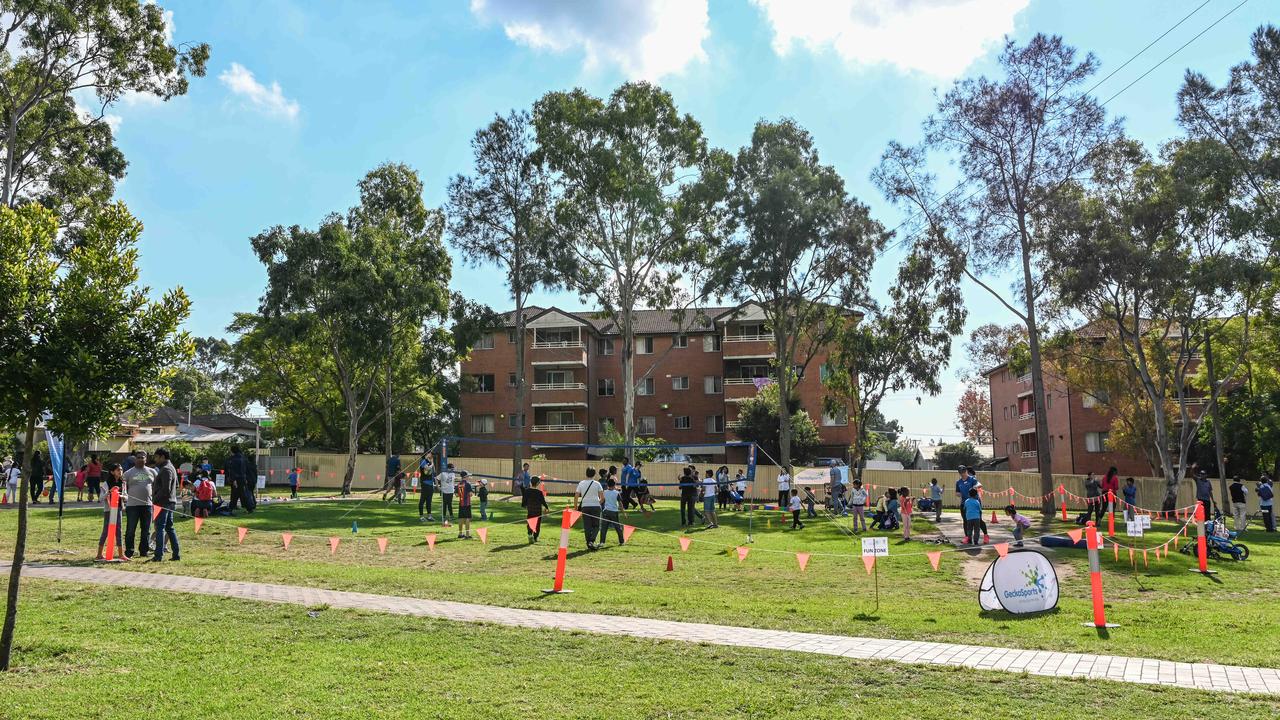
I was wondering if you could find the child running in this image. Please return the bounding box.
[963,488,983,545]
[523,476,549,543]
[1005,505,1032,547]
[848,479,868,533]
[788,488,804,529]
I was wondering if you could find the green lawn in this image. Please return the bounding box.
[6,495,1278,668]
[2,580,1276,719]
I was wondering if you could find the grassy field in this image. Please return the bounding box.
[2,580,1276,719]
[5,493,1278,668]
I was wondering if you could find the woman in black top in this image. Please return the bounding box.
[523,477,549,542]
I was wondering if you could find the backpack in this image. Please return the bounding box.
[1260,484,1274,501]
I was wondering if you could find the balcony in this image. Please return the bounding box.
[1017,411,1035,421]
[722,334,773,360]
[529,423,588,445]
[1019,450,1038,458]
[530,382,588,406]
[529,343,587,367]
[724,377,763,401]
[1017,373,1031,384]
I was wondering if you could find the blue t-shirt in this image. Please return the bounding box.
[929,484,943,501]
[1122,484,1137,504]
[622,465,639,487]
[956,476,975,500]
[963,497,983,520]
[288,471,298,487]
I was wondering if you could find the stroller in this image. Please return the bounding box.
[1180,511,1249,561]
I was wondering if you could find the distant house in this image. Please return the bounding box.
[130,406,257,451]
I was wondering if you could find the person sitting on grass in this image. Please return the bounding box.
[1005,505,1032,547]
[95,463,127,562]
[456,471,473,539]
[788,488,804,530]
[523,476,549,543]
[963,489,983,545]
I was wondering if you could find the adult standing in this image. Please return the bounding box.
[777,466,791,508]
[954,466,975,518]
[1083,471,1103,525]
[828,463,845,516]
[418,457,436,522]
[1228,476,1248,533]
[5,459,19,503]
[513,462,531,499]
[122,450,155,558]
[225,445,251,513]
[620,460,636,510]
[575,467,604,550]
[701,469,719,529]
[29,450,45,504]
[1194,469,1214,522]
[678,468,698,528]
[86,454,103,502]
[1101,466,1120,521]
[382,452,402,500]
[150,448,181,562]
[1256,474,1274,532]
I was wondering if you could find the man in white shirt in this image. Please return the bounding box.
[777,467,791,508]
[701,469,719,529]
[438,463,457,527]
[575,467,605,549]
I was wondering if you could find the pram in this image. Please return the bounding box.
[1179,511,1249,561]
[870,507,900,531]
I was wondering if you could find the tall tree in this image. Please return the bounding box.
[163,336,241,416]
[732,381,822,467]
[958,323,1027,389]
[876,35,1116,512]
[1045,139,1268,509]
[955,388,993,444]
[0,1,209,230]
[246,164,452,493]
[0,202,190,670]
[447,110,554,476]
[719,118,885,469]
[532,82,730,457]
[823,248,964,480]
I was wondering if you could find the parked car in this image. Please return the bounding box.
[813,458,846,468]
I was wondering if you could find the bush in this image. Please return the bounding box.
[933,441,982,471]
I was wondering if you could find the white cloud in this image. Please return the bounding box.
[752,0,1030,77]
[218,62,300,121]
[470,0,709,80]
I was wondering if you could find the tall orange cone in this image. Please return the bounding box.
[666,555,674,571]
[102,486,121,561]
[1059,485,1068,521]
[543,508,575,594]
[1107,490,1116,537]
[1189,502,1215,575]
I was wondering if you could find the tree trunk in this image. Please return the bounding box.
[2,119,18,207]
[512,297,526,478]
[342,414,358,495]
[1019,241,1054,515]
[622,309,636,464]
[1204,329,1227,506]
[1,409,38,671]
[384,357,393,474]
[775,321,792,471]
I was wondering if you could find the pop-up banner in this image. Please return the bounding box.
[978,550,1059,615]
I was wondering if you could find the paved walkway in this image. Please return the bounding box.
[13,563,1279,695]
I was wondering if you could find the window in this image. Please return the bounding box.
[1085,431,1109,453]
[737,323,766,338]
[469,374,495,393]
[597,378,615,397]
[547,410,576,426]
[534,328,578,345]
[636,337,654,354]
[673,335,688,348]
[706,415,725,434]
[598,417,616,434]
[597,338,614,356]
[673,416,691,430]
[470,415,495,434]
[672,376,690,391]
[637,377,655,396]
[507,328,517,344]
[821,409,849,426]
[543,370,571,385]
[1082,390,1108,408]
[704,375,723,394]
[1047,394,1053,409]
[508,373,518,388]
[793,365,805,379]
[819,364,831,382]
[476,333,495,350]
[741,364,770,379]
[703,335,721,352]
[1003,406,1009,420]
[638,416,657,435]
[507,413,526,428]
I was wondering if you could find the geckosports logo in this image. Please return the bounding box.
[1002,566,1049,599]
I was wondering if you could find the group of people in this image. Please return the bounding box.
[94,448,181,562]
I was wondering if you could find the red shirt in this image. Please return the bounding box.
[195,480,215,501]
[1101,474,1120,497]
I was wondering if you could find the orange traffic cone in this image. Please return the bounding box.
[990,510,1000,524]
[1,491,6,505]
[666,555,674,572]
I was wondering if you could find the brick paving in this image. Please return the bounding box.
[12,562,1279,695]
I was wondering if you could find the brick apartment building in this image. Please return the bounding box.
[457,303,856,463]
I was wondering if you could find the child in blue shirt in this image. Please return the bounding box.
[962,489,983,545]
[1122,477,1137,520]
[288,468,299,499]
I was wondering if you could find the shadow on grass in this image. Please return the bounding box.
[978,607,1061,622]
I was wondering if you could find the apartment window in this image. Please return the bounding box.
[636,337,654,354]
[598,417,616,434]
[637,377,656,396]
[597,338,614,356]
[543,370,571,385]
[673,335,688,348]
[534,328,578,345]
[597,378,615,397]
[475,333,495,350]
[1082,390,1108,409]
[508,373,518,388]
[821,409,849,426]
[469,374,495,393]
[672,376,690,391]
[706,415,725,434]
[1085,431,1109,453]
[545,410,577,427]
[673,416,691,430]
[737,323,765,338]
[1047,394,1053,409]
[703,335,721,352]
[470,414,495,434]
[507,328,517,344]
[638,416,657,435]
[507,413,526,428]
[819,364,831,382]
[1003,406,1009,420]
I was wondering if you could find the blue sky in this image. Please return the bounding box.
[110,0,1271,442]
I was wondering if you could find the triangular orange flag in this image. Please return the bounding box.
[994,542,1009,557]
[151,504,163,521]
[678,536,692,552]
[1066,528,1083,544]
[736,546,749,563]
[193,516,203,534]
[281,532,293,550]
[329,536,340,555]
[1128,548,1134,563]
[1142,549,1149,568]
[622,525,636,542]
[425,533,437,551]
[1113,543,1119,561]
[862,555,876,574]
[796,552,810,571]
[237,526,248,544]
[476,527,488,544]
[567,510,582,526]
[377,537,388,554]
[927,551,942,571]
[526,517,539,533]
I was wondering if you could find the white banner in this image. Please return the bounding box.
[215,473,225,488]
[861,537,888,557]
[978,551,1059,614]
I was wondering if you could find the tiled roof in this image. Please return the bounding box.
[503,305,738,336]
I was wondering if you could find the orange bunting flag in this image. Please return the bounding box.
[622,525,636,543]
[927,551,942,571]
[796,552,810,571]
[1128,548,1134,563]
[678,536,692,552]
[994,543,1009,558]
[1113,543,1119,561]
[1143,549,1149,568]
[1066,528,1084,544]
[377,537,388,554]
[329,536,340,555]
[193,516,204,534]
[567,510,582,527]
[476,527,488,544]
[736,546,749,563]
[526,517,539,533]
[237,526,248,544]
[152,504,163,521]
[281,532,293,549]
[425,533,437,551]
[862,555,876,575]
